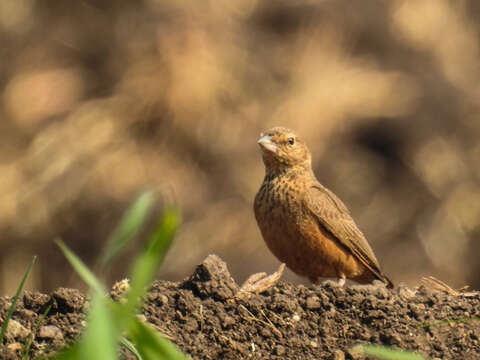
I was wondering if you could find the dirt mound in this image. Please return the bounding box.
[1,255,480,359]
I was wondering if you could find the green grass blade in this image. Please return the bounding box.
[101,191,156,268]
[129,317,187,360]
[54,295,117,360]
[352,344,428,360]
[54,199,186,360]
[22,304,51,360]
[0,256,36,344]
[418,317,480,328]
[124,207,180,318]
[53,343,81,360]
[121,336,143,360]
[56,240,105,295]
[78,292,118,360]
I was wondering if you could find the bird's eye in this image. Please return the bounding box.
[288,137,295,145]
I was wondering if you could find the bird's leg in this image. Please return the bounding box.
[321,273,346,287]
[236,263,286,299]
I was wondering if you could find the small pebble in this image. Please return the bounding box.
[222,315,235,328]
[38,325,63,341]
[159,294,169,305]
[306,296,321,310]
[6,320,30,341]
[275,345,285,355]
[7,342,22,351]
[332,349,345,360]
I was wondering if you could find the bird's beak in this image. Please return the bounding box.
[258,135,278,154]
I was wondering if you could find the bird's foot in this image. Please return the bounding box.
[236,263,286,300]
[322,274,346,287]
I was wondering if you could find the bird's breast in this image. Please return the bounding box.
[254,174,311,263]
[254,175,304,225]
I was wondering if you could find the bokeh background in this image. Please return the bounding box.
[1,0,480,294]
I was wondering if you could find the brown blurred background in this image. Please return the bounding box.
[1,0,480,295]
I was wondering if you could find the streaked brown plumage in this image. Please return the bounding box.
[254,126,393,288]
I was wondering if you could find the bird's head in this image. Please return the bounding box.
[257,127,311,172]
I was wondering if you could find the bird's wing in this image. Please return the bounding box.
[304,184,389,284]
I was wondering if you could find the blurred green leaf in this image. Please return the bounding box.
[56,239,105,295]
[352,344,428,360]
[54,295,117,360]
[101,191,156,268]
[129,317,187,360]
[0,256,36,344]
[124,207,180,319]
[78,292,118,360]
[53,343,81,360]
[53,195,186,360]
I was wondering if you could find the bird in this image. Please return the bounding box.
[253,126,393,289]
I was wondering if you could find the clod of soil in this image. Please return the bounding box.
[1,255,480,359]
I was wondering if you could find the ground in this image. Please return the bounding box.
[1,255,480,359]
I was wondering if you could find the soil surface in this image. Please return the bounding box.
[1,255,480,359]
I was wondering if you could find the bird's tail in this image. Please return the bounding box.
[382,274,394,289]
